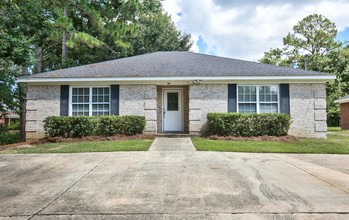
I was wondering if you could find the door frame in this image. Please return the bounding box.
[162,88,184,132]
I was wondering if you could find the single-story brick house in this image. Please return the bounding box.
[18,51,335,140]
[335,95,349,130]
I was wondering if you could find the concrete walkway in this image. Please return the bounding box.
[149,137,196,151]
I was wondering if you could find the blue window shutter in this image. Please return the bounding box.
[280,84,290,114]
[110,85,119,115]
[228,84,237,112]
[60,85,69,116]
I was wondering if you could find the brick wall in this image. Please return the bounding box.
[340,102,349,130]
[26,85,60,139]
[24,83,329,139]
[119,84,157,133]
[289,83,327,138]
[189,84,228,134]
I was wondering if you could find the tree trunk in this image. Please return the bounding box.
[62,6,68,63]
[20,65,28,142]
[36,46,43,73]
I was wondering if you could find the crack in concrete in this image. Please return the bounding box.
[27,153,112,220]
[273,154,349,195]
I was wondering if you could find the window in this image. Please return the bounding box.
[71,87,110,116]
[237,85,279,113]
[167,92,179,111]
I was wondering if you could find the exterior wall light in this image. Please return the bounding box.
[192,80,202,85]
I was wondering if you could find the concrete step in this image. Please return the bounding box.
[155,133,199,138]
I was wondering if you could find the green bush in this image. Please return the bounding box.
[327,110,340,127]
[44,115,145,138]
[97,116,145,136]
[43,116,94,138]
[43,116,71,137]
[0,124,20,145]
[206,113,291,137]
[7,121,20,130]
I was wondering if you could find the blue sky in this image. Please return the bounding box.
[163,0,349,61]
[336,28,349,42]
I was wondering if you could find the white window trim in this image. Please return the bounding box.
[237,85,280,113]
[69,86,111,116]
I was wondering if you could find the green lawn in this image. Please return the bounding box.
[192,129,349,154]
[328,126,342,132]
[1,139,153,154]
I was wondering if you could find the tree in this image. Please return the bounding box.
[259,48,289,66]
[319,46,349,126]
[259,14,348,126]
[284,14,338,70]
[129,12,192,55]
[0,0,193,114]
[260,14,338,70]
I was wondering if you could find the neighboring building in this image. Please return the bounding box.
[18,51,335,140]
[0,112,20,127]
[335,95,349,130]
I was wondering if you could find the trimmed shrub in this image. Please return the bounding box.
[206,113,291,137]
[97,116,146,136]
[69,116,94,137]
[43,116,94,138]
[44,115,146,138]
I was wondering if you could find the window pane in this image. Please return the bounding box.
[238,103,257,113]
[72,88,78,95]
[167,93,178,111]
[260,103,278,113]
[83,88,89,95]
[271,94,278,101]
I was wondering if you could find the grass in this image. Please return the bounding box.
[328,126,342,132]
[1,139,153,154]
[192,129,349,154]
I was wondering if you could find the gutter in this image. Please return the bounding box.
[17,75,336,83]
[334,98,349,104]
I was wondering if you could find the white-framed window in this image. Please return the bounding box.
[70,86,110,116]
[237,85,279,113]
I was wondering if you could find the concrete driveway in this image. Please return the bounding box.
[0,149,349,219]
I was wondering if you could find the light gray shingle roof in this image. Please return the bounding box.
[20,51,332,79]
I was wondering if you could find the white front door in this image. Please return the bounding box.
[163,89,183,132]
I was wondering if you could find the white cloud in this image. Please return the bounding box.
[162,0,349,61]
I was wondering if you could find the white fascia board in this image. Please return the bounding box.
[17,75,336,83]
[334,98,349,104]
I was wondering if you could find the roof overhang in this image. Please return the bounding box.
[17,75,336,84]
[334,98,349,104]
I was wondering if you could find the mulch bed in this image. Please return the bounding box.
[207,135,298,143]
